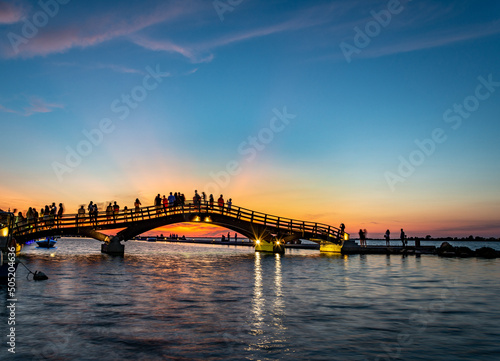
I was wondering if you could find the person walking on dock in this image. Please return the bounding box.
[385,229,390,246]
[359,229,365,247]
[400,228,406,247]
[339,223,345,240]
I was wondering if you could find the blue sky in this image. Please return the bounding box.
[1,0,499,237]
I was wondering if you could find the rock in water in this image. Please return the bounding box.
[476,247,498,259]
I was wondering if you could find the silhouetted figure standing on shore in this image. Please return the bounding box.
[359,229,365,247]
[400,228,406,247]
[339,223,345,240]
[385,229,390,246]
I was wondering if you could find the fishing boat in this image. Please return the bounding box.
[36,236,59,248]
[0,211,18,285]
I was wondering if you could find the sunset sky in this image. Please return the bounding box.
[1,0,499,238]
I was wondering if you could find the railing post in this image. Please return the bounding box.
[251,211,254,223]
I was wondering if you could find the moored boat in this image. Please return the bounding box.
[36,236,59,248]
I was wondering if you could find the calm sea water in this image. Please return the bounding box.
[1,238,500,361]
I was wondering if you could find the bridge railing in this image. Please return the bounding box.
[13,201,343,241]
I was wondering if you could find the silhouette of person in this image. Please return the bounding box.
[385,229,390,246]
[400,228,406,247]
[359,229,364,246]
[218,195,224,213]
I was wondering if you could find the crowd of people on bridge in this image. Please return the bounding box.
[12,202,64,230]
[13,190,234,232]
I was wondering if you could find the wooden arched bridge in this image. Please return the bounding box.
[12,202,349,255]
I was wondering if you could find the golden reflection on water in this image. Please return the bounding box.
[249,252,287,351]
[251,252,264,333]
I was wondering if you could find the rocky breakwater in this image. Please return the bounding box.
[437,242,499,258]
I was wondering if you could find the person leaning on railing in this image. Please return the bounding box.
[134,198,141,221]
[57,203,64,227]
[77,205,85,227]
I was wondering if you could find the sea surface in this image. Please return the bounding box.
[1,238,500,361]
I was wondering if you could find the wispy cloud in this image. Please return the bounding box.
[355,20,500,60]
[130,7,334,64]
[129,35,203,63]
[0,104,17,114]
[2,1,204,58]
[52,61,145,75]
[0,96,63,116]
[0,1,25,24]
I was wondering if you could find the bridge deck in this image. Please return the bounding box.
[13,202,345,244]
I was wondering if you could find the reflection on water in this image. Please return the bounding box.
[252,251,264,333]
[1,239,499,360]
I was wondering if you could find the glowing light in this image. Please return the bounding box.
[276,241,280,245]
[256,240,261,245]
[344,233,349,241]
[0,227,8,237]
[204,216,211,222]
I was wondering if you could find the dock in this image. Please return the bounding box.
[138,238,437,254]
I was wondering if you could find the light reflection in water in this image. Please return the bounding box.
[252,251,264,332]
[249,252,288,353]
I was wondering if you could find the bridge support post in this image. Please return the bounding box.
[254,238,284,254]
[101,237,125,256]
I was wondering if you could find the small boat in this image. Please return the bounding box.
[36,236,59,248]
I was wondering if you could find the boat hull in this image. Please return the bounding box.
[36,238,57,248]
